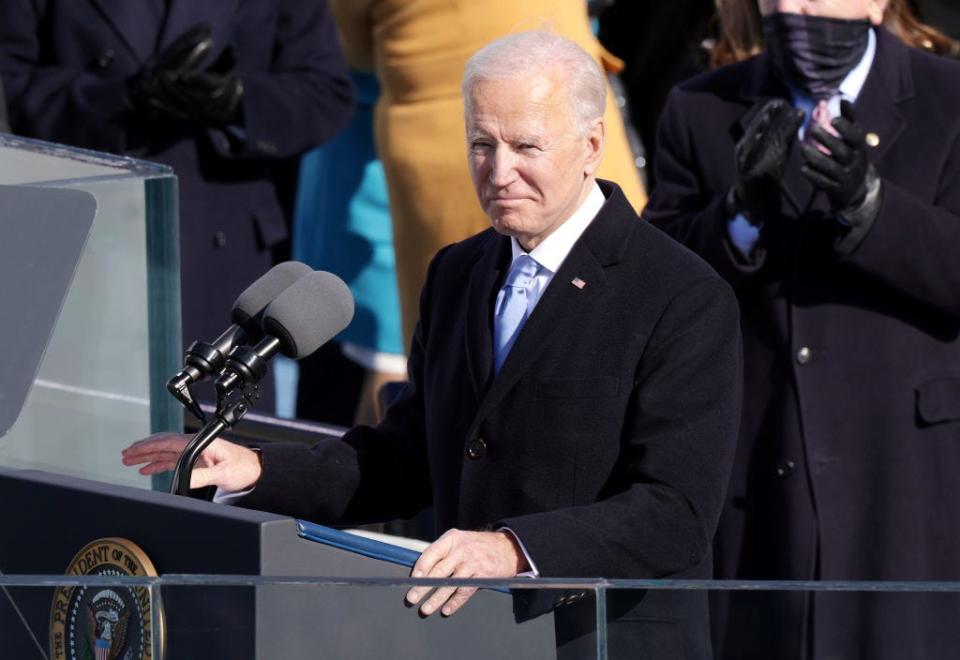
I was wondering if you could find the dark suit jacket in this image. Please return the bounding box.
[239,180,743,658]
[0,0,354,371]
[645,27,960,660]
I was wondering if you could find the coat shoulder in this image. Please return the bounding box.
[633,219,735,298]
[427,227,500,280]
[671,56,758,103]
[597,186,736,311]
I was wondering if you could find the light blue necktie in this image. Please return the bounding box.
[493,254,540,375]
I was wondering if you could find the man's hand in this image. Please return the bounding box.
[405,529,529,617]
[121,432,262,492]
[800,99,880,216]
[734,99,806,223]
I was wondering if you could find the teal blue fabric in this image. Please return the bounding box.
[293,72,404,356]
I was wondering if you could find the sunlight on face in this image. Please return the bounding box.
[465,72,603,251]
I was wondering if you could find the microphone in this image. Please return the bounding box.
[214,271,355,398]
[170,271,354,497]
[166,261,312,419]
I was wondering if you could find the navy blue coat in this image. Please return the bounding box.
[238,181,743,658]
[0,0,354,371]
[646,27,960,660]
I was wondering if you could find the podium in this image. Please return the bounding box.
[0,468,555,659]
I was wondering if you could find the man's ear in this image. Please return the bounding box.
[583,118,605,177]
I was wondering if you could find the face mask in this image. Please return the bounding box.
[762,13,871,100]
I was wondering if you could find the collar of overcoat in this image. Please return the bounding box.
[736,26,913,215]
[87,0,240,66]
[463,179,638,418]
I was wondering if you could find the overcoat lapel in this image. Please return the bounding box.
[471,183,633,422]
[156,0,242,63]
[87,0,163,64]
[463,233,509,405]
[852,28,911,167]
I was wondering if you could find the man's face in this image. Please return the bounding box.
[465,72,603,251]
[758,0,886,25]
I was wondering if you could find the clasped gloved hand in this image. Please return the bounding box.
[800,100,881,222]
[732,99,806,224]
[129,23,244,126]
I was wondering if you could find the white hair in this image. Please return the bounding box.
[462,30,606,136]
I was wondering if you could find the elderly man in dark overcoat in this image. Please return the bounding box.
[124,30,743,659]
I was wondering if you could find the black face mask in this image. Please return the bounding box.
[762,13,871,100]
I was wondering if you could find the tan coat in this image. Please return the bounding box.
[330,0,647,345]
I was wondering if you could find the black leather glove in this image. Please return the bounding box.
[130,24,213,115]
[800,99,880,220]
[732,99,806,224]
[130,24,243,126]
[151,69,244,125]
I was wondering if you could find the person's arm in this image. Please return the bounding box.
[644,89,784,285]
[801,103,960,319]
[328,0,377,71]
[122,246,450,523]
[230,247,454,523]
[0,0,134,151]
[499,276,743,580]
[228,0,355,159]
[839,166,960,319]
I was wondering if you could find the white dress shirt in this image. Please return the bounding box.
[499,181,605,576]
[506,181,606,306]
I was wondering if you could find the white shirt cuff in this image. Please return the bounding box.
[498,527,540,577]
[212,485,254,503]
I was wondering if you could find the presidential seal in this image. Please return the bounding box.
[50,538,164,660]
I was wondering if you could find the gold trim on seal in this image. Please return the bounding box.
[49,537,165,660]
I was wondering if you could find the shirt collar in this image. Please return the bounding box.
[509,182,605,274]
[839,27,876,102]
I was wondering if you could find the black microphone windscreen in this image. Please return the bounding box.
[231,261,313,327]
[261,271,354,359]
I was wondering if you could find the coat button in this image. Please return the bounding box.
[776,460,795,479]
[213,231,227,247]
[466,438,487,460]
[93,49,115,69]
[796,346,812,365]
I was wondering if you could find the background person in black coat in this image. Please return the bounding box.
[0,0,355,408]
[645,0,960,657]
[123,30,743,659]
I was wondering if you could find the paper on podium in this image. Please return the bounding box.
[296,521,512,593]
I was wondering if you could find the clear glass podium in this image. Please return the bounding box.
[6,573,960,660]
[0,133,181,488]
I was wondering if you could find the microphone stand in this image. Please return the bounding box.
[169,337,282,497]
[166,326,247,424]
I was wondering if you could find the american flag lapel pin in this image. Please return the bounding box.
[571,277,586,289]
